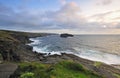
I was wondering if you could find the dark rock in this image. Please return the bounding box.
[0,30,50,62]
[25,45,33,51]
[60,33,74,38]
[48,53,51,55]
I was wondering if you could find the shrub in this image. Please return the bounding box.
[20,72,35,78]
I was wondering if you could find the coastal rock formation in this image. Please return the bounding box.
[0,30,120,78]
[0,30,48,62]
[60,33,74,38]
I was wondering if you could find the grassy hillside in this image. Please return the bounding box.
[11,61,104,78]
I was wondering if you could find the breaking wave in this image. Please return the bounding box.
[29,35,120,64]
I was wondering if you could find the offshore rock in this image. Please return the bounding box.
[60,33,74,38]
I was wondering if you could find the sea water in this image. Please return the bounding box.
[29,35,120,64]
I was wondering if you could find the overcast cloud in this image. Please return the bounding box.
[0,0,120,34]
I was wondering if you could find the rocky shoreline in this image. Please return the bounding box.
[0,30,50,62]
[0,30,120,78]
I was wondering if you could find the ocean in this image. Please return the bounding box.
[29,35,120,64]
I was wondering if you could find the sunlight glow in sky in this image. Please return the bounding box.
[0,0,120,34]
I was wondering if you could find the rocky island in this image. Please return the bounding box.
[0,30,120,78]
[60,33,74,38]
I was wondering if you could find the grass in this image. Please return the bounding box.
[113,73,120,78]
[0,31,18,42]
[15,61,104,78]
[20,72,34,78]
[94,61,102,67]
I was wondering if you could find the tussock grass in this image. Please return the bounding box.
[16,61,104,78]
[94,61,102,67]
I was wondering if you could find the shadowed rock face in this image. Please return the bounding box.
[0,40,20,62]
[60,33,74,38]
[0,30,49,62]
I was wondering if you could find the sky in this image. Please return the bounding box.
[0,0,120,34]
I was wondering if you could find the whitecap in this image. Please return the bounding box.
[28,37,120,65]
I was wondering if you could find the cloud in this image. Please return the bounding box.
[101,0,112,5]
[0,1,120,33]
[88,10,120,28]
[0,2,85,30]
[96,0,112,5]
[59,0,66,5]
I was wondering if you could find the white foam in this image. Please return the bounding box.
[32,46,61,55]
[77,50,120,64]
[28,38,41,45]
[29,38,120,65]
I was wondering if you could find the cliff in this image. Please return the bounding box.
[0,30,49,62]
[0,30,120,78]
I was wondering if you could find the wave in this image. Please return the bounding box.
[28,38,41,46]
[29,38,120,65]
[76,49,120,64]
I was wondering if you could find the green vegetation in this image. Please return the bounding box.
[20,72,34,78]
[113,73,120,78]
[16,61,104,78]
[0,31,18,42]
[94,61,102,67]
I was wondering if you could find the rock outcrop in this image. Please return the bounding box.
[60,33,74,38]
[0,30,49,62]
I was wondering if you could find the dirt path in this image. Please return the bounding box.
[0,63,18,78]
